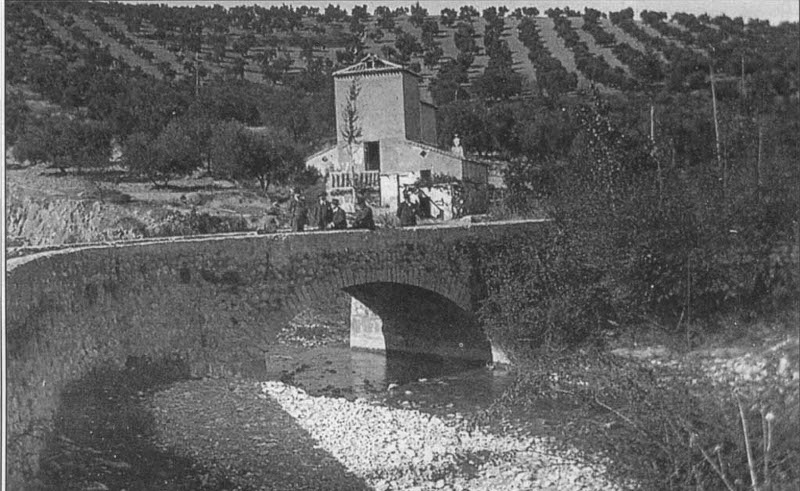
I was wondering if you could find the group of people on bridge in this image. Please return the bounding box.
[288,190,375,232]
[286,189,426,233]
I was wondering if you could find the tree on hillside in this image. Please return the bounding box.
[381,45,399,62]
[14,114,112,173]
[458,6,478,22]
[209,34,227,62]
[440,8,457,27]
[351,4,369,22]
[423,44,444,68]
[375,6,395,30]
[211,121,304,192]
[454,22,477,54]
[232,33,256,58]
[409,2,428,27]
[368,28,385,43]
[261,50,294,84]
[421,19,440,45]
[5,89,30,147]
[124,120,200,187]
[318,3,348,24]
[436,101,489,154]
[260,89,317,143]
[349,16,365,35]
[430,60,470,106]
[229,57,247,80]
[395,30,423,63]
[473,52,523,100]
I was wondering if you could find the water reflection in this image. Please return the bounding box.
[258,346,512,414]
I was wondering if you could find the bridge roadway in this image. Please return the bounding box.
[5,219,547,483]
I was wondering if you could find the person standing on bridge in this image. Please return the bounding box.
[331,199,348,230]
[288,189,308,232]
[352,198,375,230]
[397,191,420,227]
[311,192,333,230]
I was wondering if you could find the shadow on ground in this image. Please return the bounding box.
[37,356,369,490]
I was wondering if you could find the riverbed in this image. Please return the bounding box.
[142,330,623,491]
[38,318,624,490]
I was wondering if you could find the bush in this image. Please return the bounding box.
[5,90,29,147]
[483,97,799,353]
[13,114,112,172]
[478,350,800,489]
[478,231,617,351]
[124,121,200,187]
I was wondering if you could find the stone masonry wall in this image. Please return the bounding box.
[5,220,546,484]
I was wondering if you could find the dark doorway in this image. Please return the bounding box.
[364,141,380,171]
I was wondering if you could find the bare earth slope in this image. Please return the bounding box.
[5,163,275,248]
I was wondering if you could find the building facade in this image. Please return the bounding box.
[305,55,488,217]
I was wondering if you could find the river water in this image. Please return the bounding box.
[254,343,516,416]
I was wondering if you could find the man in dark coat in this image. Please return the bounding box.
[352,200,375,230]
[331,199,348,230]
[288,189,307,232]
[397,192,419,227]
[312,193,333,230]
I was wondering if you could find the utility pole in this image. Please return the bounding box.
[710,62,724,198]
[740,55,746,95]
[650,103,655,144]
[195,51,200,98]
[756,120,763,202]
[651,102,663,209]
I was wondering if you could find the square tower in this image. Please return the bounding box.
[333,55,423,144]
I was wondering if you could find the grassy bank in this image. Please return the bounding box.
[475,315,799,490]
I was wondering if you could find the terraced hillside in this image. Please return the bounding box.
[8,1,797,103]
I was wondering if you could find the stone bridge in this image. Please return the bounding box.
[5,219,546,482]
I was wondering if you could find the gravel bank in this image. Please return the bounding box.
[149,378,623,490]
[260,381,623,491]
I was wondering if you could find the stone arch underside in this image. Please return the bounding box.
[283,264,489,361]
[285,263,473,315]
[344,282,493,362]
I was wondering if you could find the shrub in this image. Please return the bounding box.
[479,350,800,489]
[478,230,617,351]
[483,96,798,353]
[124,121,200,187]
[13,114,113,172]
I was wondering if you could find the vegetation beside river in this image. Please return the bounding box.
[471,93,798,489]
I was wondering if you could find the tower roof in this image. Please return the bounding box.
[333,54,420,79]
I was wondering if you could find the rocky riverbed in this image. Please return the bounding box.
[261,381,624,491]
[149,378,623,491]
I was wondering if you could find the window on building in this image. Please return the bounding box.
[419,169,431,182]
[365,141,380,171]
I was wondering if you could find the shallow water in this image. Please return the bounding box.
[253,344,515,415]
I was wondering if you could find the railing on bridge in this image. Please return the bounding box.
[329,171,380,190]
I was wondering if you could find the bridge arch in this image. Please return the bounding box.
[344,282,492,362]
[283,264,488,361]
[287,263,473,314]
